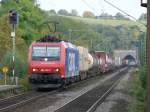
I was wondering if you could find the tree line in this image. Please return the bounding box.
[47,9,147,21]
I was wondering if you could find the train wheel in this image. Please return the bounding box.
[59,79,67,91]
[84,72,87,79]
[75,76,79,82]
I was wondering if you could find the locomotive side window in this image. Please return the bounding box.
[32,46,60,61]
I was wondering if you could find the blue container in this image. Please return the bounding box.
[65,42,79,78]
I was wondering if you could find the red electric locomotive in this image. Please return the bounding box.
[28,40,79,88]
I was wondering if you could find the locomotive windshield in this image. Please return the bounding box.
[32,46,60,61]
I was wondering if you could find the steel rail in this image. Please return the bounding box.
[0,90,58,112]
[86,74,125,112]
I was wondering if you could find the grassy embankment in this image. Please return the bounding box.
[129,66,147,112]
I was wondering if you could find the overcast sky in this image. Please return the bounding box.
[38,0,146,19]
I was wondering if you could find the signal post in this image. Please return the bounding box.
[9,9,18,85]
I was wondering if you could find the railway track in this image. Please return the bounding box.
[0,90,57,112]
[0,75,101,112]
[0,67,128,112]
[54,68,129,112]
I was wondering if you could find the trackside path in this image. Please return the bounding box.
[94,68,135,112]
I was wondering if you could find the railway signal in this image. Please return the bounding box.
[9,9,18,85]
[9,9,18,25]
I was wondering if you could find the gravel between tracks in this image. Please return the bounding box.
[94,68,134,112]
[39,70,122,112]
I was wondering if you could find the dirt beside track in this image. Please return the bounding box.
[94,68,135,112]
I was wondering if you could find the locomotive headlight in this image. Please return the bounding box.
[33,68,38,72]
[55,68,59,72]
[41,69,44,71]
[61,75,64,78]
[33,68,36,71]
[44,58,48,61]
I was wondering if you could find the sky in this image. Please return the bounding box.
[38,0,147,19]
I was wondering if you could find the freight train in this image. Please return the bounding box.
[28,36,116,89]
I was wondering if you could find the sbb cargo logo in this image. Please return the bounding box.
[68,53,75,76]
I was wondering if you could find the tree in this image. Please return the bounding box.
[70,9,78,16]
[99,13,114,19]
[57,9,69,16]
[83,11,95,18]
[139,13,147,21]
[49,9,56,15]
[115,12,130,20]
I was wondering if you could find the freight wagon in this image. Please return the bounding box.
[77,46,91,80]
[95,51,114,73]
[95,51,108,73]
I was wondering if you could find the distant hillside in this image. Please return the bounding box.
[47,15,145,50]
[64,16,146,31]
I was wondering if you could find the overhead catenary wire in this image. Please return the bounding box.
[104,0,146,27]
[98,0,106,14]
[104,0,136,20]
[81,0,100,16]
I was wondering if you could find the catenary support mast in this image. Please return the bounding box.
[147,0,150,112]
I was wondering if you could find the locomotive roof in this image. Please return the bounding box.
[36,35,62,42]
[32,35,77,49]
[95,51,106,53]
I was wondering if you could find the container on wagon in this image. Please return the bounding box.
[77,46,93,72]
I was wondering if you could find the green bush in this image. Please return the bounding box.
[139,65,147,89]
[129,66,147,112]
[0,51,27,78]
[19,77,31,91]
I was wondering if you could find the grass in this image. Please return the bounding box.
[0,75,31,92]
[63,16,146,31]
[0,77,10,85]
[18,77,31,91]
[128,69,146,112]
[0,76,29,98]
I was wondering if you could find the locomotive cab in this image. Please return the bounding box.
[28,41,79,88]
